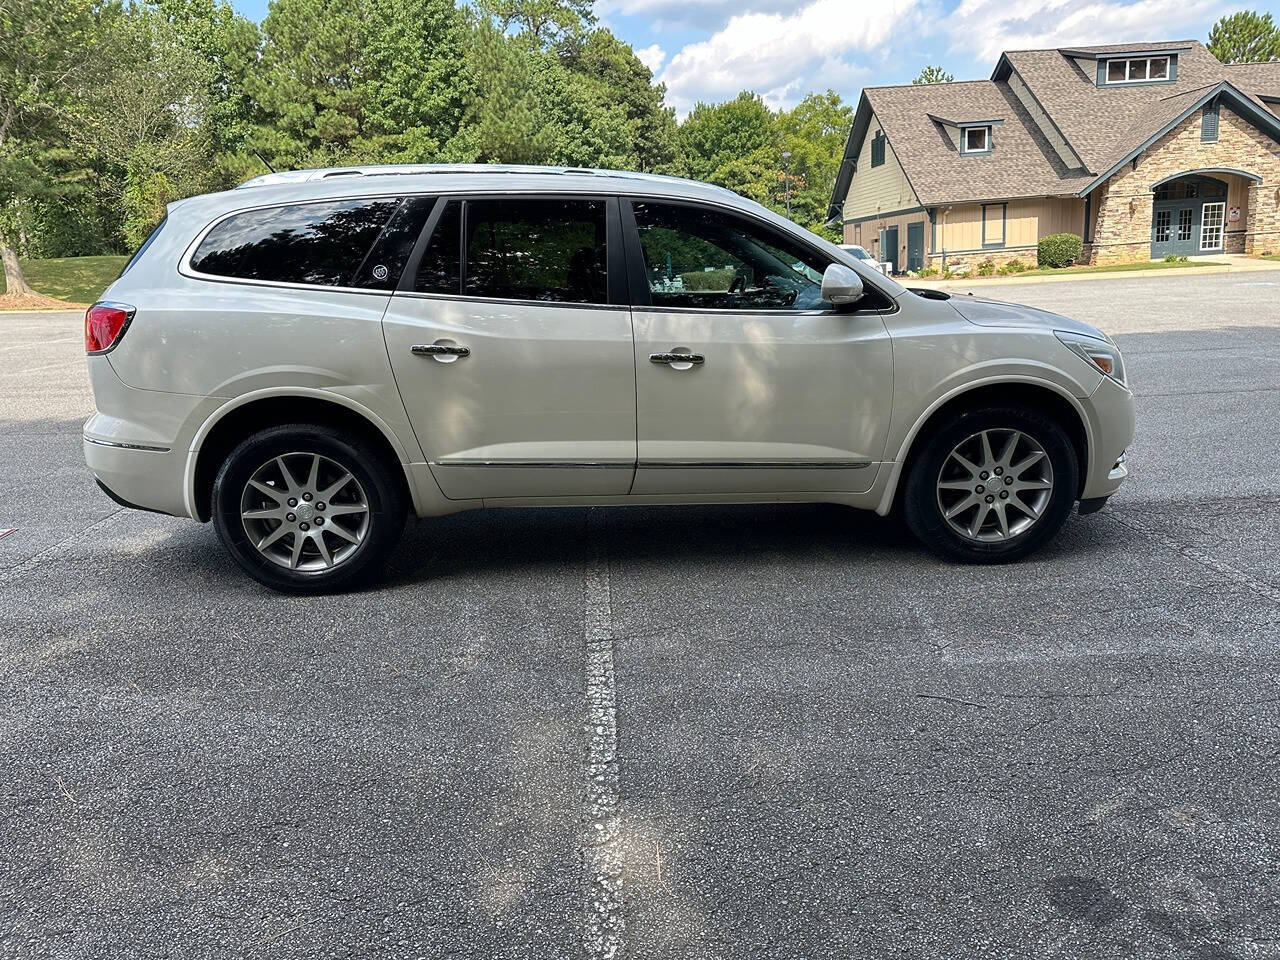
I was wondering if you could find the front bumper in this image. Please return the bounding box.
[1079,374,1134,501]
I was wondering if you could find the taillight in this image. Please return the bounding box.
[85,302,135,354]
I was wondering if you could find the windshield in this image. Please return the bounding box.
[843,246,872,261]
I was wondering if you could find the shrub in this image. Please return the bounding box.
[679,267,736,291]
[997,259,1028,275]
[977,258,996,276]
[1037,233,1083,269]
[917,266,939,277]
[1163,253,1179,263]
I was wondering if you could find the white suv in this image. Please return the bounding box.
[84,165,1133,592]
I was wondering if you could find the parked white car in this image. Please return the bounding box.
[839,243,889,275]
[84,165,1133,591]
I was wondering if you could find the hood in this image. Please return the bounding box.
[948,295,1106,340]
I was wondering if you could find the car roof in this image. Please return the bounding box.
[168,163,762,228]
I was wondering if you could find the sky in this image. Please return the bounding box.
[228,0,1280,116]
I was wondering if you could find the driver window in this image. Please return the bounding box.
[631,201,833,311]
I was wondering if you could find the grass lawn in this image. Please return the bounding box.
[4,255,128,305]
[931,259,1225,280]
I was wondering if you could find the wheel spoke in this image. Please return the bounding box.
[950,451,981,477]
[1011,450,1045,476]
[248,479,287,503]
[319,471,355,501]
[243,506,286,521]
[979,431,996,468]
[997,431,1021,468]
[1008,493,1042,518]
[944,493,979,519]
[306,454,320,490]
[276,456,302,493]
[257,523,290,552]
[324,501,368,518]
[993,502,1011,538]
[326,521,360,544]
[967,503,989,537]
[312,529,333,567]
[937,480,973,492]
[1014,479,1053,492]
[288,531,305,568]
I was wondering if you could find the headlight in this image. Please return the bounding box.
[1056,331,1126,386]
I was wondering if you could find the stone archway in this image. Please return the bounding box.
[1149,168,1262,257]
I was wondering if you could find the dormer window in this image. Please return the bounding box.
[1104,56,1170,84]
[962,126,992,154]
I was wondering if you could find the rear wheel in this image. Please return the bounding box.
[212,424,407,592]
[903,406,1078,563]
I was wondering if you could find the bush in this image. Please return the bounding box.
[977,258,996,276]
[1037,233,1083,269]
[997,259,1028,275]
[917,266,939,277]
[679,267,735,291]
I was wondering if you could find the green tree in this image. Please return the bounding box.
[150,0,260,156]
[557,30,678,172]
[913,65,954,84]
[248,0,470,169]
[1208,11,1280,63]
[677,92,776,184]
[69,8,219,247]
[0,0,98,296]
[477,0,594,47]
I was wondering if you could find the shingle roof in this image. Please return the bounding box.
[864,82,1093,206]
[828,41,1280,221]
[1001,41,1229,172]
[1224,61,1280,101]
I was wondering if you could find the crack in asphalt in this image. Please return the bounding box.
[582,508,625,960]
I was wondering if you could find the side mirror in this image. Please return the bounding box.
[822,263,864,307]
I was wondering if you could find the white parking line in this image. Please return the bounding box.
[582,508,625,960]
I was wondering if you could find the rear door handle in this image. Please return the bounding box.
[649,352,704,366]
[411,343,470,361]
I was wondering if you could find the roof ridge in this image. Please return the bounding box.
[1224,58,1280,67]
[865,79,995,92]
[1003,40,1197,54]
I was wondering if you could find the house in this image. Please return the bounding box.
[826,41,1280,272]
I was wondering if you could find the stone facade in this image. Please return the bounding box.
[1088,105,1280,264]
[933,247,1041,275]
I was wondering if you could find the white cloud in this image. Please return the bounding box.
[597,0,801,32]
[635,43,667,73]
[942,0,1237,64]
[657,0,925,115]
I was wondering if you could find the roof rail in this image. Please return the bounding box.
[235,163,732,194]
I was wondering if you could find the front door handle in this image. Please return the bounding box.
[650,352,704,366]
[412,343,470,362]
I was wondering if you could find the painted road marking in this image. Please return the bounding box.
[582,508,624,960]
[0,529,14,540]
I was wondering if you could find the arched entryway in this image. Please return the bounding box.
[1149,168,1262,258]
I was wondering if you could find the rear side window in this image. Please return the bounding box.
[119,218,167,278]
[411,197,609,305]
[191,197,429,289]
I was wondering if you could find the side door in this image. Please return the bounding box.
[622,198,895,497]
[907,221,924,272]
[382,195,636,499]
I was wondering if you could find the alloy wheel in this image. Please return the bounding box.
[239,452,370,571]
[935,429,1055,542]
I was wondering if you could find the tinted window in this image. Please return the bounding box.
[465,199,608,304]
[414,200,461,294]
[351,196,436,289]
[632,201,834,311]
[192,198,402,287]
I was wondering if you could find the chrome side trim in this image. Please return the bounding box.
[638,460,872,470]
[84,436,171,453]
[432,459,634,469]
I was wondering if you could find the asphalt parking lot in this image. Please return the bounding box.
[2,269,1279,959]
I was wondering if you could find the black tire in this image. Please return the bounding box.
[903,405,1078,563]
[212,424,407,593]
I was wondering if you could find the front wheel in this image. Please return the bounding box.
[212,424,407,593]
[903,406,1078,563]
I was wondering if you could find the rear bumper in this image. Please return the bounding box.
[84,434,191,517]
